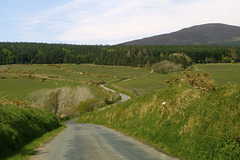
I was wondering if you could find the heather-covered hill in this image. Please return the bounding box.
[120,23,240,45]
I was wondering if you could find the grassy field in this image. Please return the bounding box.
[110,63,240,95]
[194,63,240,86]
[112,73,174,95]
[1,63,240,100]
[0,64,115,100]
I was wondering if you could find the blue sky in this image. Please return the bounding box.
[0,0,239,45]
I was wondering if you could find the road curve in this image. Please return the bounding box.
[30,119,178,160]
[100,84,131,103]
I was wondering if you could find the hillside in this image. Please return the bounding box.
[120,23,240,45]
[78,82,240,159]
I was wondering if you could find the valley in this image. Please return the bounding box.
[1,63,240,159]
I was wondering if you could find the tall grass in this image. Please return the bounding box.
[0,104,60,159]
[78,82,240,160]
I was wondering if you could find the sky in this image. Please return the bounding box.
[0,0,239,45]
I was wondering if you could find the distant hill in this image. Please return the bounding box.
[120,23,240,45]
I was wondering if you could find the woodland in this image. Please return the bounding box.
[0,42,240,66]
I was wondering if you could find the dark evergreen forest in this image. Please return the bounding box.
[0,42,239,67]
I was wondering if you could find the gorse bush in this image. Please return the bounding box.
[0,104,60,158]
[166,70,215,93]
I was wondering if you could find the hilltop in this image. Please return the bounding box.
[120,23,240,45]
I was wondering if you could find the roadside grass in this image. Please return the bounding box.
[78,82,240,160]
[0,104,61,159]
[6,125,66,160]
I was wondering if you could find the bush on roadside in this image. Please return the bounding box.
[78,99,100,114]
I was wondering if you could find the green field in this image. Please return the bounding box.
[195,63,240,86]
[111,63,240,95]
[1,63,240,100]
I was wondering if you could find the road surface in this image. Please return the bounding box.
[30,119,178,160]
[99,85,131,110]
[100,84,131,103]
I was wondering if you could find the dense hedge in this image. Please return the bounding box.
[0,104,60,157]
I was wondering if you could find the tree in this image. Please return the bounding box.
[152,60,183,74]
[45,89,61,117]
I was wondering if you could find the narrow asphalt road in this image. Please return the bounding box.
[100,84,131,103]
[30,119,178,160]
[99,84,131,110]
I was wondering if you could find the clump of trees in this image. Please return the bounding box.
[166,70,215,93]
[152,60,183,74]
[28,86,94,118]
[152,53,192,74]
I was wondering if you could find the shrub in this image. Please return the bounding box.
[166,70,215,93]
[78,99,100,114]
[168,52,193,67]
[152,60,183,74]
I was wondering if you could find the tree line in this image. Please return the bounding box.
[0,42,239,67]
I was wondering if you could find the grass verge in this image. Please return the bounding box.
[6,125,66,160]
[0,104,61,159]
[78,82,240,160]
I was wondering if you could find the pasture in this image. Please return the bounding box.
[195,63,240,86]
[0,63,240,100]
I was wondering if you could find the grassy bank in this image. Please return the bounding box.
[78,82,240,160]
[7,125,66,160]
[0,104,61,159]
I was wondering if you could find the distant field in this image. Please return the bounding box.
[61,64,149,77]
[0,63,240,100]
[111,63,240,95]
[112,73,173,95]
[0,64,116,100]
[194,63,240,86]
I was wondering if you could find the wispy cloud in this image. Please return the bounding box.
[5,0,240,44]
